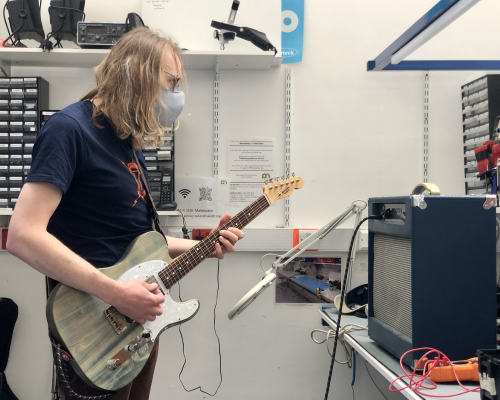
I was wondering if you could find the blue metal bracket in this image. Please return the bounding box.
[367,0,498,71]
[368,61,500,71]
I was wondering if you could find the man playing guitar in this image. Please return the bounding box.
[7,28,244,399]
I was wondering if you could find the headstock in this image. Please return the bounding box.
[262,173,303,204]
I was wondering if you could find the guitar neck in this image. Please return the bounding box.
[158,194,271,289]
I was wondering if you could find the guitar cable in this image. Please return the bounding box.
[177,210,190,239]
[176,259,223,396]
[323,215,381,400]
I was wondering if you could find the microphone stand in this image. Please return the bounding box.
[228,200,367,319]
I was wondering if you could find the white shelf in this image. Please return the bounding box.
[0,210,179,216]
[0,48,282,70]
[0,209,179,216]
[157,211,178,216]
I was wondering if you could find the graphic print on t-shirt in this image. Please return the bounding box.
[118,158,146,207]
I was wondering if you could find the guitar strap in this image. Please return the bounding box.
[132,150,167,243]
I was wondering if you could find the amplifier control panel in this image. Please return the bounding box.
[77,23,128,48]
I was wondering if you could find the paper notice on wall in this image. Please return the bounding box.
[172,177,229,226]
[228,138,275,204]
[143,0,169,11]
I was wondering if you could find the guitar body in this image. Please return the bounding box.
[46,231,200,391]
[45,176,303,392]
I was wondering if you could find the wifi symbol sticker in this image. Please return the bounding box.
[179,189,191,198]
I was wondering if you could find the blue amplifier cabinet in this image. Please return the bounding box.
[368,196,497,367]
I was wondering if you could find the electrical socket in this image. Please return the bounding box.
[358,230,368,251]
[192,229,212,240]
[292,229,319,251]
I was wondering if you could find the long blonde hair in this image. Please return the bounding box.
[81,28,183,149]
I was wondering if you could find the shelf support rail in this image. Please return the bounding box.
[213,57,219,178]
[284,68,292,227]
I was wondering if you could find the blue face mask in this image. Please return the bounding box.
[157,87,185,128]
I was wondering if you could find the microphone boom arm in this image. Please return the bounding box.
[272,201,367,270]
[227,200,367,320]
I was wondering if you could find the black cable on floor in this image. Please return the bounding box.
[364,363,389,400]
[177,259,223,396]
[324,215,381,400]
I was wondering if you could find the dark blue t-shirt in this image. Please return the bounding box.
[26,101,154,268]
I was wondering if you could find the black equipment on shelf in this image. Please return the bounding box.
[40,110,59,128]
[157,167,176,210]
[76,13,145,49]
[77,22,127,48]
[4,0,45,46]
[143,129,176,211]
[47,0,85,46]
[211,20,277,54]
[0,77,49,209]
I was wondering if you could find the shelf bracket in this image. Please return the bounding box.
[213,57,219,178]
[366,0,498,71]
[284,68,292,227]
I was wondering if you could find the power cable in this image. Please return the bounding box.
[324,215,381,400]
[2,1,13,46]
[2,17,23,47]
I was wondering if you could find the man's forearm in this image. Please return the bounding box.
[165,235,199,259]
[7,229,121,304]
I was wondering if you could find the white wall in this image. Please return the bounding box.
[2,0,500,399]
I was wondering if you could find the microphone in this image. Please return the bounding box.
[228,0,239,24]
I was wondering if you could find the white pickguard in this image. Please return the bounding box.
[117,260,200,341]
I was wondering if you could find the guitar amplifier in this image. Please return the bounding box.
[368,195,497,367]
[77,22,127,48]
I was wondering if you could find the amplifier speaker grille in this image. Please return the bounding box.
[373,234,412,338]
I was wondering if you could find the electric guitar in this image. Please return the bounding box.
[46,176,303,391]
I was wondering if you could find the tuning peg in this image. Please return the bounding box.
[292,172,295,177]
[287,174,290,179]
[275,177,279,182]
[281,175,284,180]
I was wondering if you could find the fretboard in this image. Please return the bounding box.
[158,195,271,289]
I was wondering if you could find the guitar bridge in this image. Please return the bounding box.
[104,307,131,334]
[104,275,160,334]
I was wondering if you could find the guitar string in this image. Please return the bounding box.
[106,197,270,322]
[158,195,270,288]
[106,193,274,322]
[158,196,267,285]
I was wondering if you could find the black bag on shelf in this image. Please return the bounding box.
[0,298,19,400]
